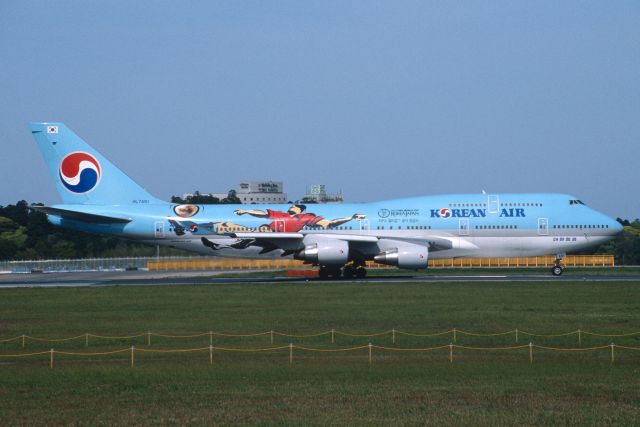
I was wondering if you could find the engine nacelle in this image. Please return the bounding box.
[374,246,428,270]
[295,239,349,266]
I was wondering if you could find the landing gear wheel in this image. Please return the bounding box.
[551,266,563,276]
[320,266,342,279]
[343,266,356,279]
[356,267,367,278]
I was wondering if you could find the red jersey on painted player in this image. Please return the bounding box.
[233,205,366,232]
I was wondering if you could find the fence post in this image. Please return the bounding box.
[515,328,518,343]
[131,346,135,367]
[22,334,25,348]
[610,343,615,364]
[453,328,457,343]
[289,343,293,365]
[392,328,395,345]
[331,329,335,344]
[578,329,581,346]
[50,348,54,369]
[209,331,213,346]
[368,343,372,364]
[209,345,213,365]
[147,332,151,346]
[529,342,533,363]
[449,343,453,363]
[270,330,274,344]
[85,333,89,347]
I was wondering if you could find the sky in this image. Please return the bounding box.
[1,1,638,218]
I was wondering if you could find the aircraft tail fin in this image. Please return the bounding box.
[29,122,162,205]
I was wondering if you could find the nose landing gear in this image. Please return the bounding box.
[551,255,565,276]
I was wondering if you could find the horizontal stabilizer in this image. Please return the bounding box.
[31,206,132,224]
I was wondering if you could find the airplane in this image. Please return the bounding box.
[29,122,623,278]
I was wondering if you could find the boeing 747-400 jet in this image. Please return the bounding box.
[29,123,623,278]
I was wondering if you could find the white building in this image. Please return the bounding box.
[183,181,288,204]
[301,184,344,203]
[236,181,288,204]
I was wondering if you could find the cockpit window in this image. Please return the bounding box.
[569,200,585,205]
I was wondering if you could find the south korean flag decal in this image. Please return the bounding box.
[47,125,59,134]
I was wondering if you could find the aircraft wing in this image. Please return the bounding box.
[228,232,378,242]
[225,232,456,252]
[230,232,304,239]
[31,206,132,224]
[387,236,455,251]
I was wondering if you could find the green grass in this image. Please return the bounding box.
[1,281,640,425]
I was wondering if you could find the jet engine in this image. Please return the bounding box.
[295,239,349,265]
[374,246,428,270]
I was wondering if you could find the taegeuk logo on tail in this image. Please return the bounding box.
[58,152,101,194]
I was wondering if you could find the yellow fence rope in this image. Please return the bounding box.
[88,333,147,340]
[209,345,290,352]
[395,330,453,337]
[295,345,369,352]
[150,332,210,339]
[24,334,86,342]
[273,331,332,338]
[0,350,51,357]
[533,344,611,352]
[212,331,272,337]
[373,344,450,352]
[136,346,211,354]
[454,344,529,351]
[55,348,131,356]
[614,345,640,351]
[518,330,578,337]
[334,330,393,337]
[581,331,640,337]
[456,330,516,337]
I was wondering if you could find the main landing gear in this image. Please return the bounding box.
[551,255,565,276]
[318,266,341,279]
[343,264,367,279]
[318,264,367,280]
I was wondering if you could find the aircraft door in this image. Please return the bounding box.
[488,195,499,214]
[359,218,370,233]
[459,219,470,236]
[538,218,549,236]
[154,221,165,238]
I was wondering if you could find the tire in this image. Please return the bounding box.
[356,267,367,278]
[343,267,355,279]
[551,266,563,276]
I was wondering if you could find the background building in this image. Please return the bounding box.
[183,181,288,204]
[301,184,344,204]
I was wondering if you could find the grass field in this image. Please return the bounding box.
[1,280,640,425]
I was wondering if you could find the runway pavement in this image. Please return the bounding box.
[1,269,639,288]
